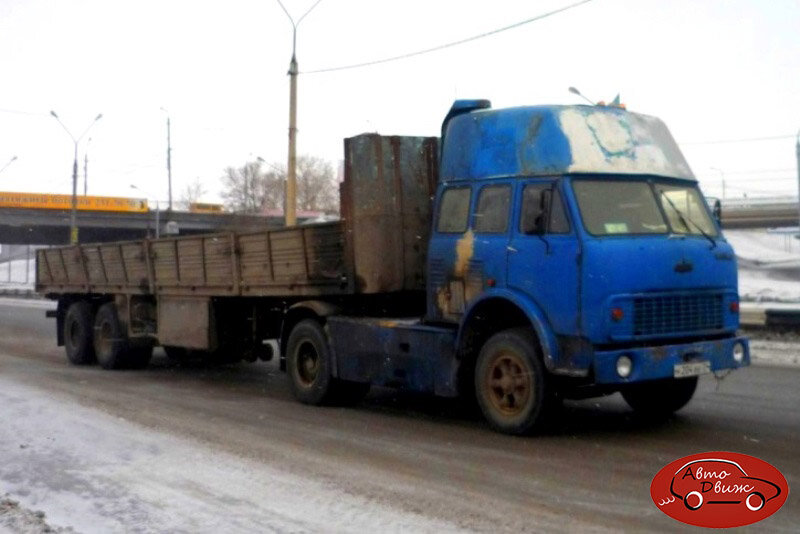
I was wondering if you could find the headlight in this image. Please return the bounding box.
[732,342,745,363]
[616,355,633,378]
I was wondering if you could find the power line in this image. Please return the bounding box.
[302,0,596,74]
[0,107,47,117]
[680,134,795,145]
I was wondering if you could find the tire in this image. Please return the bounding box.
[474,328,555,435]
[621,376,698,417]
[63,301,96,365]
[93,302,147,370]
[286,319,338,405]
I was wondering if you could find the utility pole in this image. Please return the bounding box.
[277,0,323,226]
[50,111,102,244]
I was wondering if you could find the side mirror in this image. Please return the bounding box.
[713,200,722,225]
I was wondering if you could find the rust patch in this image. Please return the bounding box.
[454,229,474,278]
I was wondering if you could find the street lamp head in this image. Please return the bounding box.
[568,86,580,95]
[50,110,59,118]
[95,113,103,121]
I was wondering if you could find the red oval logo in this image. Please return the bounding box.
[651,451,789,528]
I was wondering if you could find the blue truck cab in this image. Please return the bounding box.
[422,100,749,433]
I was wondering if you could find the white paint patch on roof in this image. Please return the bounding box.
[558,108,695,179]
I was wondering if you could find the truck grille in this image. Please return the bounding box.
[633,294,723,336]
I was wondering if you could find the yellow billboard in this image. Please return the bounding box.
[189,202,224,213]
[0,192,148,213]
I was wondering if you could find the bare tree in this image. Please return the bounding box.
[296,156,338,213]
[220,156,338,215]
[178,177,207,210]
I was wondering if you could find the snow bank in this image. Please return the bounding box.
[0,378,459,534]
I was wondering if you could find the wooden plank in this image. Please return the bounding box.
[266,231,274,281]
[118,244,129,284]
[143,240,155,294]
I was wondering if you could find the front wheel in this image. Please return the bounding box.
[621,376,698,417]
[474,328,555,435]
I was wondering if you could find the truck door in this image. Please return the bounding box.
[427,183,512,322]
[506,180,580,338]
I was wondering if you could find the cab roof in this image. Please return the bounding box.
[440,102,695,182]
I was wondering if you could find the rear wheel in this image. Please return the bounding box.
[621,377,698,417]
[63,301,96,365]
[286,319,336,405]
[474,328,555,435]
[93,303,151,370]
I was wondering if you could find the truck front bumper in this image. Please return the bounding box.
[593,336,749,385]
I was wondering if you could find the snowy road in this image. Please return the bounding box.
[0,300,798,533]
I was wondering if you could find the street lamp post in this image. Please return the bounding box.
[83,137,91,196]
[160,108,173,212]
[50,111,103,244]
[0,155,17,175]
[130,185,160,238]
[276,0,323,227]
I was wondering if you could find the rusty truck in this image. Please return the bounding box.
[37,100,750,434]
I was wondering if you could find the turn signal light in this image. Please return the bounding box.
[729,302,739,313]
[611,307,624,321]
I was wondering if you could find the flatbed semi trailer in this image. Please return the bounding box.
[38,101,750,434]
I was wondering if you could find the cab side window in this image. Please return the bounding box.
[436,187,472,233]
[474,185,511,233]
[520,184,570,234]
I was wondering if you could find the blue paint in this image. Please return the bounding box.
[426,100,746,386]
[593,337,749,384]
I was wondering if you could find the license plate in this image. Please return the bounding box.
[674,361,711,378]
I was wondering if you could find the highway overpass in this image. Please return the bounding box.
[0,207,285,245]
[0,199,796,245]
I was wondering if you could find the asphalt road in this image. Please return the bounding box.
[0,300,797,533]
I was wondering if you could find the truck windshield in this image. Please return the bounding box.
[572,179,718,237]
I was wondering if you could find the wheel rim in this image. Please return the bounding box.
[483,350,532,417]
[295,341,319,387]
[97,320,114,356]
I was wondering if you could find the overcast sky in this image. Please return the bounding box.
[1,0,798,206]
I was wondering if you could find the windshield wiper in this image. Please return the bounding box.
[659,191,717,249]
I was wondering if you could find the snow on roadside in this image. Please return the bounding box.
[1,496,72,534]
[725,229,800,303]
[0,377,460,534]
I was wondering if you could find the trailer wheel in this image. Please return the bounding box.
[93,302,149,370]
[474,328,554,435]
[63,301,96,365]
[621,377,698,417]
[286,319,337,405]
